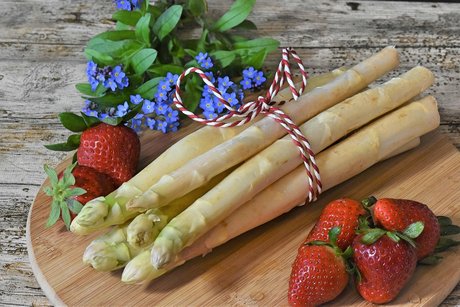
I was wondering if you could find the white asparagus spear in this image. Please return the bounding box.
[122,95,439,283]
[149,66,434,268]
[70,69,346,235]
[121,138,421,283]
[128,47,400,211]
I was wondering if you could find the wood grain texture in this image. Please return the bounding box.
[0,0,459,305]
[27,130,460,306]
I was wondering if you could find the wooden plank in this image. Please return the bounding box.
[27,130,460,306]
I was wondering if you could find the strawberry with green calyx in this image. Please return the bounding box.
[305,198,368,251]
[45,112,140,187]
[288,227,352,306]
[372,198,440,260]
[352,222,423,304]
[43,163,116,229]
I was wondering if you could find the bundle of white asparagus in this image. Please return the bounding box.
[70,47,440,285]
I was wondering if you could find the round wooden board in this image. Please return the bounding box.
[27,129,460,306]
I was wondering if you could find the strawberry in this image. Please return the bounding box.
[288,227,351,306]
[305,198,367,250]
[77,123,140,187]
[373,198,440,260]
[352,233,417,304]
[44,163,115,229]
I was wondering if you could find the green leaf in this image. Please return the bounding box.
[60,202,71,230]
[148,64,184,75]
[183,76,202,112]
[62,162,77,188]
[233,19,257,30]
[419,255,442,265]
[152,5,183,41]
[437,216,452,227]
[84,48,114,65]
[75,83,107,97]
[131,48,157,75]
[241,49,268,69]
[233,38,280,52]
[361,196,378,208]
[210,50,236,68]
[361,229,386,245]
[135,77,163,99]
[435,237,460,253]
[212,0,256,32]
[187,0,207,17]
[44,142,78,152]
[135,13,151,46]
[101,117,124,126]
[90,30,136,42]
[113,10,142,26]
[80,112,101,127]
[43,186,53,196]
[86,40,144,61]
[68,200,84,215]
[328,227,341,246]
[403,221,425,239]
[306,240,329,246]
[386,231,400,243]
[44,164,58,186]
[58,112,87,132]
[342,246,353,259]
[115,21,132,31]
[440,224,460,236]
[65,187,87,198]
[395,232,416,248]
[88,91,131,108]
[46,200,61,228]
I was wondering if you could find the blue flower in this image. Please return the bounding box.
[167,121,180,133]
[203,110,218,120]
[195,52,208,64]
[243,67,256,79]
[158,80,172,93]
[166,72,179,85]
[130,94,143,105]
[155,102,168,115]
[164,108,179,124]
[240,77,253,90]
[145,117,156,130]
[115,102,129,117]
[86,61,98,77]
[199,96,215,112]
[114,0,141,11]
[119,76,129,89]
[89,76,99,91]
[104,77,118,91]
[142,99,155,114]
[155,89,168,103]
[205,71,215,83]
[98,113,109,120]
[218,76,233,90]
[224,92,239,107]
[201,58,213,70]
[254,71,266,87]
[156,120,168,133]
[111,66,126,84]
[213,96,226,113]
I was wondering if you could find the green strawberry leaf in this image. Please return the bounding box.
[58,113,87,132]
[441,224,460,236]
[212,0,256,32]
[419,255,443,265]
[80,112,101,128]
[328,226,341,246]
[361,196,377,208]
[152,5,183,41]
[46,200,61,228]
[435,237,460,253]
[131,48,158,75]
[44,142,78,152]
[395,232,416,248]
[43,164,58,186]
[68,199,84,214]
[386,231,400,243]
[306,240,329,246]
[361,229,386,245]
[403,221,425,239]
[437,216,452,226]
[60,202,71,230]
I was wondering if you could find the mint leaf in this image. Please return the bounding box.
[212,0,256,32]
[43,164,58,186]
[131,48,158,75]
[68,200,84,215]
[113,10,142,26]
[152,5,183,41]
[61,202,71,230]
[135,13,151,46]
[59,112,87,132]
[46,200,61,228]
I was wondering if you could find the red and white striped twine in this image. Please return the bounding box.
[173,48,322,202]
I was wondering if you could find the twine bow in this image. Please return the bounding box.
[173,48,322,202]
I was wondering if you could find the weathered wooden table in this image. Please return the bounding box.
[1,0,459,305]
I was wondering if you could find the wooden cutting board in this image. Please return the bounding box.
[27,128,460,306]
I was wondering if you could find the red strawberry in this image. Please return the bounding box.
[373,198,440,260]
[305,198,367,250]
[352,233,417,304]
[67,165,115,218]
[288,228,350,306]
[44,163,116,229]
[77,123,140,187]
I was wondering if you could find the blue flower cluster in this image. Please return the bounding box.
[82,73,180,134]
[194,53,267,120]
[114,0,142,11]
[86,61,129,92]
